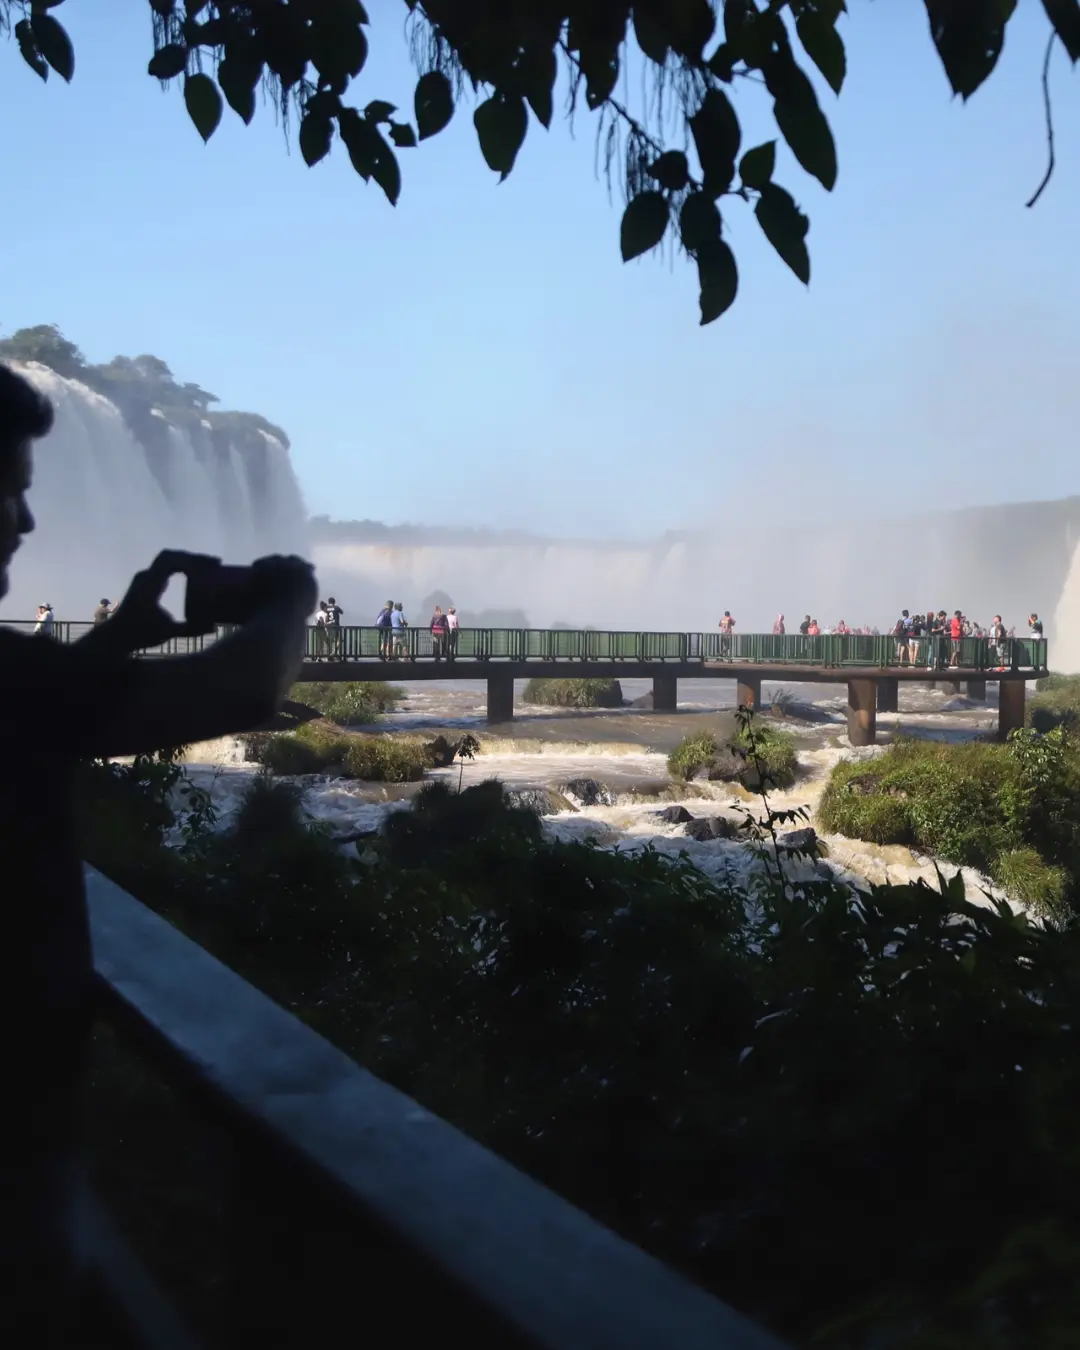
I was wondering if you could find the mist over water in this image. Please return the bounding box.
[8,363,309,619]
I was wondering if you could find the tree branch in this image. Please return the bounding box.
[1026,32,1057,209]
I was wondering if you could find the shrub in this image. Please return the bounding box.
[734,723,798,789]
[522,677,623,708]
[991,848,1069,922]
[249,724,432,783]
[341,736,430,783]
[1029,673,1080,733]
[667,730,718,779]
[291,680,404,725]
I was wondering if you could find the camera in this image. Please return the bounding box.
[184,556,264,631]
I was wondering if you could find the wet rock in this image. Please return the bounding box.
[505,787,577,816]
[563,776,618,807]
[654,804,694,824]
[779,827,818,854]
[630,691,654,709]
[684,815,738,842]
[425,734,457,769]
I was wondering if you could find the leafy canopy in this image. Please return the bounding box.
[4,1,1078,325]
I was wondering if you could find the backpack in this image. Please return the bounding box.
[893,619,907,637]
[375,608,391,628]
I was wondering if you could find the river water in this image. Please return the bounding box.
[178,678,1027,910]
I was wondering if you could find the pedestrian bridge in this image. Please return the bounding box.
[10,621,1048,745]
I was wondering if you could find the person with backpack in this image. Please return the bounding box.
[375,600,394,661]
[324,596,344,660]
[892,610,911,665]
[430,604,449,660]
[991,614,1008,670]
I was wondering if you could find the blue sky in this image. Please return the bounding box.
[2,2,1078,538]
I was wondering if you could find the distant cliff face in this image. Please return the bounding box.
[4,361,308,619]
[310,505,1078,654]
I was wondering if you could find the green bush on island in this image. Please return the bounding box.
[79,747,1080,1350]
[252,723,432,782]
[290,680,403,725]
[668,723,798,789]
[1029,673,1080,733]
[522,677,623,708]
[817,729,1080,921]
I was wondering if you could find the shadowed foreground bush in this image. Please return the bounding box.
[522,677,623,708]
[818,730,1080,920]
[1030,673,1080,733]
[81,753,1080,1350]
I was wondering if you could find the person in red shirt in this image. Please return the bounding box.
[949,610,964,667]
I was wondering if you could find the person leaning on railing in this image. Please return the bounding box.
[0,362,318,1347]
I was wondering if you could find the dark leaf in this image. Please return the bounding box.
[924,0,1017,100]
[389,121,417,149]
[582,47,620,107]
[474,94,528,180]
[679,192,722,252]
[149,0,176,14]
[14,20,48,81]
[648,150,690,192]
[184,72,222,143]
[414,70,454,141]
[148,43,189,80]
[633,6,669,64]
[765,51,837,190]
[707,43,735,80]
[369,131,401,206]
[796,9,846,94]
[690,87,741,197]
[30,12,74,81]
[1042,0,1080,62]
[755,183,810,284]
[521,45,557,128]
[620,191,669,261]
[299,111,334,166]
[739,140,776,190]
[665,0,717,59]
[697,240,738,324]
[365,100,396,123]
[217,56,259,124]
[310,16,368,83]
[185,0,210,16]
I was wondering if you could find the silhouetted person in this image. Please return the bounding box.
[325,595,343,659]
[0,362,317,1346]
[92,598,116,626]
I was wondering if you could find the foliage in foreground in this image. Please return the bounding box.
[80,753,1080,1350]
[249,722,432,782]
[290,680,403,725]
[5,3,1076,326]
[522,677,623,709]
[817,730,1080,921]
[668,722,798,789]
[1030,673,1080,734]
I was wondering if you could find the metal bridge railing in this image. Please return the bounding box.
[3,622,1049,671]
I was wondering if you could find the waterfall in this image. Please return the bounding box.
[1053,540,1080,673]
[5,363,309,620]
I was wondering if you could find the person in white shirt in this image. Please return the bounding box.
[446,605,460,661]
[34,603,54,638]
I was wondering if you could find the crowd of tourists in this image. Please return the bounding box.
[365,599,460,662]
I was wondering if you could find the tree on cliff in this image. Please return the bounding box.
[4,2,1078,326]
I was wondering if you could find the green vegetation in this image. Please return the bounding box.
[6,5,1069,327]
[817,730,1080,921]
[1030,673,1080,733]
[522,677,623,709]
[291,681,403,726]
[668,723,798,789]
[80,745,1080,1349]
[250,723,432,783]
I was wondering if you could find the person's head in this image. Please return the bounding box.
[902,609,909,618]
[434,604,442,614]
[724,610,730,617]
[394,602,402,611]
[0,364,54,600]
[100,598,110,607]
[328,596,336,606]
[384,599,393,609]
[954,610,961,618]
[1029,612,1039,623]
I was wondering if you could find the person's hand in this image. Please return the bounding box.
[109,549,210,649]
[249,554,319,618]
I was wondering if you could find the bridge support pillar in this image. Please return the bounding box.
[967,679,987,702]
[847,679,878,747]
[486,673,515,724]
[998,679,1025,741]
[736,675,761,709]
[652,672,678,712]
[876,678,899,714]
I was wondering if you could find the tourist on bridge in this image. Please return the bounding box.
[391,601,410,660]
[718,610,735,657]
[948,610,964,667]
[772,614,785,635]
[325,596,343,659]
[430,604,449,660]
[446,605,459,660]
[1029,613,1044,639]
[92,597,117,626]
[799,615,811,635]
[34,603,54,638]
[375,599,394,660]
[314,599,329,659]
[892,610,911,665]
[992,614,1008,670]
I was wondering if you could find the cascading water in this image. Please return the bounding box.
[5,363,309,618]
